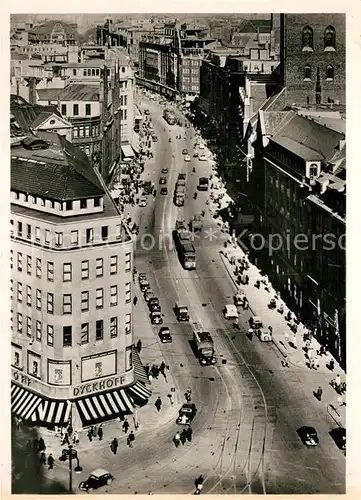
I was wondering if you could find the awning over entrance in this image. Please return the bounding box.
[127,381,152,401]
[75,388,134,424]
[132,346,150,385]
[11,383,42,420]
[121,144,135,158]
[31,399,72,425]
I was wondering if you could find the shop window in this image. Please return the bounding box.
[326,65,334,81]
[324,26,336,51]
[81,291,89,311]
[63,326,72,347]
[304,65,312,81]
[110,285,118,306]
[96,320,104,340]
[81,323,89,344]
[302,26,313,51]
[110,255,118,274]
[110,317,118,338]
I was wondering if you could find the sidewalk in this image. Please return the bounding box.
[207,176,346,429]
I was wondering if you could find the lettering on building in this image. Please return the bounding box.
[73,375,125,396]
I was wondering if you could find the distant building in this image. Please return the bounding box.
[28,20,79,45]
[250,110,346,367]
[280,14,345,106]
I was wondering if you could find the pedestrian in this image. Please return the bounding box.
[133,296,138,306]
[154,365,159,379]
[128,431,135,447]
[47,453,54,470]
[40,451,46,465]
[180,429,187,445]
[110,437,118,455]
[122,419,129,433]
[92,425,97,437]
[155,397,162,412]
[87,428,93,442]
[159,361,166,373]
[317,386,323,401]
[73,430,79,445]
[38,437,46,452]
[136,339,142,353]
[63,432,70,445]
[168,394,174,406]
[174,432,181,448]
[187,426,193,442]
[335,374,341,389]
[195,475,204,489]
[97,424,103,441]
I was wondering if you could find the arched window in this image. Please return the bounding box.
[304,65,312,80]
[324,26,336,51]
[326,65,334,80]
[302,26,313,51]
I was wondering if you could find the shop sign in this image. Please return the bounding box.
[73,375,125,397]
[12,368,32,386]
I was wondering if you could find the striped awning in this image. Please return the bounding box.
[127,381,152,401]
[132,346,150,385]
[11,383,42,421]
[31,399,72,425]
[75,389,135,424]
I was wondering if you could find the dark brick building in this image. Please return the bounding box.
[280,14,345,106]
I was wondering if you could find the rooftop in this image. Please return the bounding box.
[11,95,63,136]
[37,84,100,102]
[11,131,105,202]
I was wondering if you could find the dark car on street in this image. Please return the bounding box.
[160,187,168,195]
[159,177,167,185]
[176,403,197,425]
[152,135,158,142]
[159,326,172,343]
[149,301,161,312]
[182,148,188,155]
[161,167,168,174]
[330,427,346,451]
[150,311,163,325]
[144,109,150,115]
[297,426,319,446]
[79,469,114,492]
[140,280,150,293]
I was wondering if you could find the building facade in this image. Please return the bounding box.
[28,20,79,46]
[280,14,346,106]
[10,130,151,428]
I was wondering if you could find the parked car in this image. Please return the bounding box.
[144,290,155,302]
[224,304,238,320]
[138,273,147,283]
[184,155,191,162]
[159,177,167,185]
[250,316,263,329]
[144,109,150,115]
[79,469,114,492]
[298,426,319,446]
[152,135,158,142]
[161,167,168,174]
[139,198,147,207]
[193,151,199,157]
[198,154,207,161]
[148,297,160,306]
[149,301,161,312]
[159,327,172,343]
[176,403,197,425]
[140,280,150,293]
[330,427,346,451]
[160,187,168,195]
[150,311,163,325]
[182,148,189,155]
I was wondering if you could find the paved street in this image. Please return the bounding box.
[37,96,345,495]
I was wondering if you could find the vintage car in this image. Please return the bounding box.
[159,327,172,343]
[144,289,155,302]
[176,403,197,425]
[140,280,150,293]
[256,328,272,342]
[234,290,246,307]
[298,426,319,447]
[159,177,167,185]
[79,469,114,492]
[150,311,163,325]
[224,304,239,320]
[148,301,161,313]
[160,187,168,195]
[250,316,263,329]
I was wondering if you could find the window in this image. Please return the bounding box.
[85,103,91,115]
[81,260,89,279]
[73,127,79,138]
[81,291,89,311]
[125,254,131,273]
[101,226,108,240]
[32,360,39,377]
[324,25,336,50]
[302,26,313,51]
[110,317,118,338]
[84,125,90,137]
[36,320,42,341]
[123,109,127,120]
[125,346,133,371]
[80,199,87,209]
[304,65,311,80]
[94,197,101,207]
[96,288,104,309]
[63,326,72,346]
[83,69,87,76]
[47,293,54,314]
[36,289,41,309]
[65,200,73,211]
[63,263,72,282]
[18,221,23,236]
[47,261,54,281]
[81,323,89,344]
[27,255,32,275]
[63,294,72,314]
[96,258,104,277]
[326,65,334,80]
[17,282,22,302]
[24,194,28,202]
[36,258,41,278]
[309,164,319,180]
[14,351,20,367]
[61,104,67,115]
[116,224,122,239]
[125,313,131,334]
[86,228,93,243]
[125,282,131,303]
[110,255,118,274]
[26,316,32,337]
[26,224,31,239]
[26,285,31,306]
[55,232,63,246]
[45,230,50,245]
[96,320,104,340]
[47,325,54,346]
[73,104,79,116]
[73,68,77,76]
[71,230,78,245]
[35,227,40,241]
[17,313,23,333]
[10,250,13,269]
[110,285,118,306]
[10,280,13,300]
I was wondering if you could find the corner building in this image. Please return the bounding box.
[11,132,151,429]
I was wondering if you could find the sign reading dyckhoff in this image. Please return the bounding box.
[73,375,125,397]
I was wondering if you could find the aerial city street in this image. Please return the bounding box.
[10,13,346,495]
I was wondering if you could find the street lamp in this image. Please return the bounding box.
[67,400,73,494]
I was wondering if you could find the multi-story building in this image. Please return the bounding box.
[10,128,151,429]
[250,110,346,368]
[280,14,346,106]
[28,20,79,46]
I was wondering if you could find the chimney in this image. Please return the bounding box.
[28,76,37,105]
